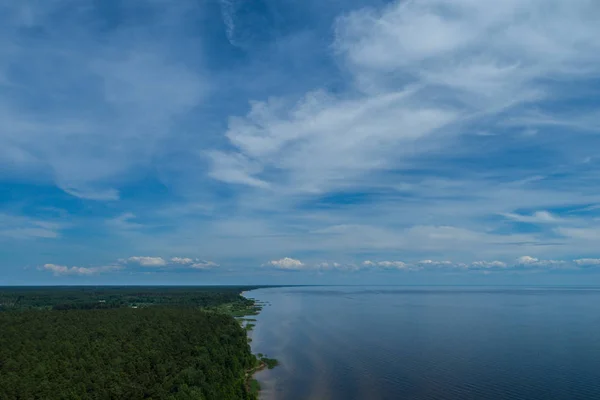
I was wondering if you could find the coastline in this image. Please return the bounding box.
[240,288,277,399]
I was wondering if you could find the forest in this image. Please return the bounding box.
[0,286,262,311]
[0,286,270,400]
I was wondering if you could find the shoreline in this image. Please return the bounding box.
[240,289,277,399]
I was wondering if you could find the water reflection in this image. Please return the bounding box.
[247,286,600,400]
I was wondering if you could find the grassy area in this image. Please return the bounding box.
[249,379,261,397]
[210,300,262,318]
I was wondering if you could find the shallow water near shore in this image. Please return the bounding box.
[247,286,600,400]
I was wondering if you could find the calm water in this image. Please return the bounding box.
[246,286,600,400]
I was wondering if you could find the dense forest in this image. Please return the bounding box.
[0,286,262,311]
[0,287,272,400]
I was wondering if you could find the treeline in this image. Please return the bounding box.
[0,286,262,311]
[0,307,258,400]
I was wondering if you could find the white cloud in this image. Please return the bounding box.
[218,0,238,47]
[515,256,568,268]
[190,260,219,269]
[418,260,454,267]
[0,3,210,200]
[264,257,600,272]
[207,151,270,189]
[43,257,219,275]
[366,260,507,270]
[106,213,143,231]
[127,256,167,267]
[310,223,542,256]
[42,264,120,276]
[197,0,600,264]
[171,257,195,265]
[125,256,218,269]
[314,262,361,271]
[4,1,600,269]
[516,256,540,265]
[378,261,408,269]
[572,204,600,213]
[363,260,413,270]
[266,257,305,270]
[574,258,600,266]
[471,260,507,268]
[62,187,120,201]
[556,227,600,241]
[0,214,62,239]
[211,89,457,193]
[362,260,376,266]
[336,0,600,94]
[502,211,559,223]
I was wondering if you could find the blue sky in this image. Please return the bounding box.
[2,0,600,285]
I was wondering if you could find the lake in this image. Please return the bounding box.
[247,286,600,400]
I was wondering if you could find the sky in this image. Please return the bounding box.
[2,0,600,285]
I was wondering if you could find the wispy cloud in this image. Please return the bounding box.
[190,261,220,269]
[3,0,600,282]
[42,263,121,276]
[62,187,120,201]
[106,213,144,231]
[170,257,219,269]
[210,0,600,196]
[218,0,238,47]
[0,1,209,199]
[0,214,62,239]
[555,227,600,241]
[501,211,559,224]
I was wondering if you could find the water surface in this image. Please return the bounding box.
[248,286,600,400]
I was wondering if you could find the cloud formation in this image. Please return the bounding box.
[41,256,220,277]
[516,256,540,265]
[38,255,600,278]
[0,1,209,199]
[42,264,121,276]
[265,258,305,270]
[210,0,600,196]
[171,257,195,265]
[127,257,219,269]
[190,261,220,269]
[502,211,559,224]
[4,1,600,283]
[418,260,454,267]
[268,257,599,272]
[574,258,600,266]
[127,257,168,267]
[470,261,507,269]
[0,214,62,240]
[363,260,412,269]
